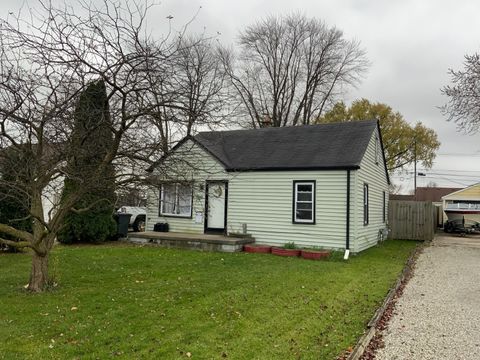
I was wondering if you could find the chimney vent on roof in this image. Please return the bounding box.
[261,114,272,127]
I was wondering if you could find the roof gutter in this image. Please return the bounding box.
[225,165,360,172]
[344,169,351,260]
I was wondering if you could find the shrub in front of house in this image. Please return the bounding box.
[57,80,116,244]
[57,185,116,244]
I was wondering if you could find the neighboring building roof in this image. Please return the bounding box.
[442,182,480,200]
[390,187,463,202]
[415,187,463,202]
[193,120,379,171]
[389,194,415,201]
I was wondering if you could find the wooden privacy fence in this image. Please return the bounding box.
[388,200,435,241]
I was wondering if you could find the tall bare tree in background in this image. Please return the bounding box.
[0,1,229,292]
[116,34,231,201]
[171,35,231,137]
[222,13,369,128]
[442,53,480,133]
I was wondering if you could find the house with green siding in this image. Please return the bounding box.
[145,120,390,253]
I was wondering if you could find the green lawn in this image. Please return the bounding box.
[0,240,417,360]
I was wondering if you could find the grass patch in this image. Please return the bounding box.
[0,240,417,359]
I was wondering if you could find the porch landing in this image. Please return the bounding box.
[127,231,254,252]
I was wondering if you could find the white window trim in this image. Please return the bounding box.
[159,183,193,218]
[293,181,315,224]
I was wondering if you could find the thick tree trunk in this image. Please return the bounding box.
[26,188,52,292]
[28,252,49,292]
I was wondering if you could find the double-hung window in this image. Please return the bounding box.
[363,183,369,225]
[160,183,193,217]
[293,181,315,224]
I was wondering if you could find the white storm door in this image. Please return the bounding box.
[207,182,226,230]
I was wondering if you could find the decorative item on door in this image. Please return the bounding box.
[213,186,223,197]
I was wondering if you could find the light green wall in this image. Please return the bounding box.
[353,127,390,252]
[227,171,348,249]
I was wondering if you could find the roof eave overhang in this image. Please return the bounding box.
[145,136,196,173]
[225,165,361,172]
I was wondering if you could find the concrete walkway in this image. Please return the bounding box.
[375,233,480,360]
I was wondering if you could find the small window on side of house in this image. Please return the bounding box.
[293,181,315,224]
[364,183,369,226]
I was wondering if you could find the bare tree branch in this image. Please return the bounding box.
[222,13,369,128]
[442,53,480,133]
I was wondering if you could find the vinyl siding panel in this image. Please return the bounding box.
[228,171,348,249]
[354,127,389,252]
[146,140,228,233]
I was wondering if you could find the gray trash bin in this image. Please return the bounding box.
[116,213,132,237]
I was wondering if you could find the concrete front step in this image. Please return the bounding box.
[127,231,254,252]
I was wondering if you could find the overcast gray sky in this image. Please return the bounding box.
[3,0,480,192]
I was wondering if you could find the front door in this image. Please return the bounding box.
[205,181,228,233]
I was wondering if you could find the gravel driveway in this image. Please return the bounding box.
[375,233,480,360]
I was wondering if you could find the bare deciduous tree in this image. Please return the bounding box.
[0,0,215,291]
[133,34,231,158]
[221,13,369,128]
[442,53,480,133]
[171,35,231,136]
[114,34,232,200]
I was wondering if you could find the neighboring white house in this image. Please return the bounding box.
[41,176,64,222]
[145,120,390,253]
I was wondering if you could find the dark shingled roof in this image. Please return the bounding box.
[193,120,378,171]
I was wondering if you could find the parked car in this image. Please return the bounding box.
[117,206,146,232]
